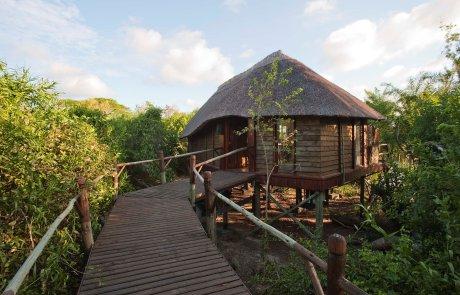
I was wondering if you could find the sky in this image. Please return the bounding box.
[0,0,459,111]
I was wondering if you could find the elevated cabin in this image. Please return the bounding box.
[183,51,384,191]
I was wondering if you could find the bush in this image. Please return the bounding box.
[0,63,116,293]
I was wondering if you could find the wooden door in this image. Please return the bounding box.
[225,118,248,169]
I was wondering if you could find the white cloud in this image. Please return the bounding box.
[382,57,449,84]
[185,98,199,108]
[0,0,113,98]
[124,27,162,54]
[49,62,112,98]
[125,27,234,84]
[324,20,383,71]
[323,0,460,71]
[382,65,406,79]
[305,0,335,15]
[344,84,369,100]
[223,0,246,13]
[0,0,96,49]
[239,48,255,58]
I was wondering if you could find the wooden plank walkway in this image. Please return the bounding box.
[78,171,254,295]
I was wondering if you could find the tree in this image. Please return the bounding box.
[246,59,303,219]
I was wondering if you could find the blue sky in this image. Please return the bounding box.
[0,0,459,111]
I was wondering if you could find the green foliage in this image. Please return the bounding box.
[363,26,460,294]
[0,63,116,293]
[252,258,317,295]
[333,183,359,198]
[254,27,460,295]
[62,98,132,155]
[63,100,193,185]
[252,239,327,295]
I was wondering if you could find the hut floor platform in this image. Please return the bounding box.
[78,170,254,295]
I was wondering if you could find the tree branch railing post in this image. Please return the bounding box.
[76,176,94,252]
[327,234,347,295]
[203,171,217,243]
[113,165,119,195]
[315,191,325,238]
[158,150,166,184]
[253,180,261,217]
[189,155,196,208]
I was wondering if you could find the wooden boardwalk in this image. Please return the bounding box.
[78,171,254,295]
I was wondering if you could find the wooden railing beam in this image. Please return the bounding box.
[2,197,78,295]
[195,147,247,168]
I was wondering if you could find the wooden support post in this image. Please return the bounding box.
[315,191,325,238]
[222,190,229,230]
[327,234,347,295]
[253,180,261,217]
[248,118,255,172]
[76,176,94,252]
[158,150,166,184]
[204,171,216,243]
[295,188,302,215]
[359,176,365,218]
[112,166,119,195]
[266,185,271,211]
[189,155,196,209]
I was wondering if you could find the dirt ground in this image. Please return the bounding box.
[212,185,363,294]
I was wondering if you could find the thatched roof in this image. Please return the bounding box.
[183,50,384,137]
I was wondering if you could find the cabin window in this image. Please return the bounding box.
[215,123,223,135]
[277,118,296,166]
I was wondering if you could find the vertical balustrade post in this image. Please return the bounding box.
[158,150,166,184]
[253,180,261,218]
[327,234,347,295]
[76,176,94,252]
[189,155,196,208]
[113,165,119,195]
[295,188,302,216]
[315,191,325,238]
[204,171,216,243]
[222,190,229,230]
[359,176,365,218]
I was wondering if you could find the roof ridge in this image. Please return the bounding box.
[216,50,288,93]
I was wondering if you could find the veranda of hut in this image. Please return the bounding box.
[187,115,381,191]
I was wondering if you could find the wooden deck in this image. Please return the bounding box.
[78,170,254,295]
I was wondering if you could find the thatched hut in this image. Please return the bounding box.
[182,50,384,193]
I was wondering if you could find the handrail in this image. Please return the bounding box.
[2,196,79,295]
[210,186,325,295]
[116,148,214,168]
[195,147,247,167]
[192,167,369,295]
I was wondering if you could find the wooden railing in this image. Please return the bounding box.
[190,149,368,295]
[2,175,96,295]
[113,148,215,194]
[2,148,212,295]
[4,147,368,295]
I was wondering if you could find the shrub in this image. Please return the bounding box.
[0,63,116,293]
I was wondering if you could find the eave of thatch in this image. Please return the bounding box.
[182,50,384,138]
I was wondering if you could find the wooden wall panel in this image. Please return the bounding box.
[320,120,339,174]
[295,118,322,173]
